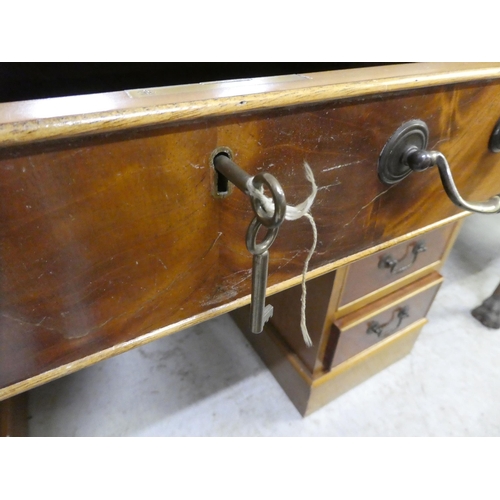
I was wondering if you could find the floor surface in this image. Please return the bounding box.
[28,213,500,436]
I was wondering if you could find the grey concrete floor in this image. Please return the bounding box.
[28,213,500,436]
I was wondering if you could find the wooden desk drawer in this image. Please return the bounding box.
[325,272,443,370]
[2,63,500,402]
[337,223,455,314]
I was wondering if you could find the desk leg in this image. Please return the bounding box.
[472,282,500,329]
[0,393,29,437]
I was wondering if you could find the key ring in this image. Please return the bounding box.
[250,173,287,229]
[211,153,286,228]
[246,217,280,255]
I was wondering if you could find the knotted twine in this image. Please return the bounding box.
[246,162,318,347]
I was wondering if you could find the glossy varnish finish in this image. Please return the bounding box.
[1,63,499,148]
[1,71,500,398]
[326,272,443,368]
[338,223,454,309]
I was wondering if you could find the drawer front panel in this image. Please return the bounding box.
[1,71,500,395]
[339,223,454,308]
[327,273,443,369]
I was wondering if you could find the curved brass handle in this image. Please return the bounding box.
[406,149,500,214]
[367,306,410,338]
[379,241,427,275]
[378,120,500,215]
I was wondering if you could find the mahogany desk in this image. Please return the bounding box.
[1,63,500,430]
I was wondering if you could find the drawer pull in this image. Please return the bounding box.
[378,120,500,214]
[367,306,410,338]
[378,241,427,275]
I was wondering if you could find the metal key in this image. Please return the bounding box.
[246,218,280,333]
[213,153,286,334]
[250,251,273,333]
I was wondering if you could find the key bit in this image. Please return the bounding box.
[250,250,273,334]
[263,304,273,323]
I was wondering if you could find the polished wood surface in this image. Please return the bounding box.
[2,65,500,400]
[0,393,28,436]
[334,219,464,318]
[326,272,443,368]
[339,224,453,307]
[0,63,499,148]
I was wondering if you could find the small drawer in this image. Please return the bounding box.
[325,272,443,370]
[338,223,455,312]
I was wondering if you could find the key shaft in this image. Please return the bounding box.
[250,250,273,333]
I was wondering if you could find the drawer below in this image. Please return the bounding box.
[338,223,455,312]
[325,272,443,370]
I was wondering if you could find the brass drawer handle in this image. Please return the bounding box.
[378,120,500,214]
[367,306,410,338]
[378,241,427,275]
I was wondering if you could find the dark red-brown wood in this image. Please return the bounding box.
[1,81,500,393]
[0,394,28,436]
[327,272,443,369]
[339,223,454,307]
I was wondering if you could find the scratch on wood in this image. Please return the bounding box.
[65,310,131,340]
[1,313,55,331]
[322,160,362,172]
[201,269,252,307]
[73,315,116,339]
[228,269,252,288]
[431,137,448,150]
[343,185,396,228]
[318,180,341,191]
[151,232,224,304]
[206,232,222,255]
[157,257,168,270]
[201,289,238,307]
[276,250,303,271]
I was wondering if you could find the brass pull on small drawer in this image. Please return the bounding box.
[325,272,443,370]
[378,120,500,214]
[378,241,427,275]
[367,305,410,338]
[337,223,455,314]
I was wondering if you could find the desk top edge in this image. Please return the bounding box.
[0,63,499,147]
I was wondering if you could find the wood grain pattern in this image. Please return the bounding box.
[0,63,499,148]
[1,71,500,399]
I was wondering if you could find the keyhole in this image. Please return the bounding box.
[215,154,230,195]
[210,147,234,198]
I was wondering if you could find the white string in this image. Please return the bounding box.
[246,162,318,347]
[300,213,317,347]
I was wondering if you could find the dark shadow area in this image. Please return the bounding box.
[0,63,400,103]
